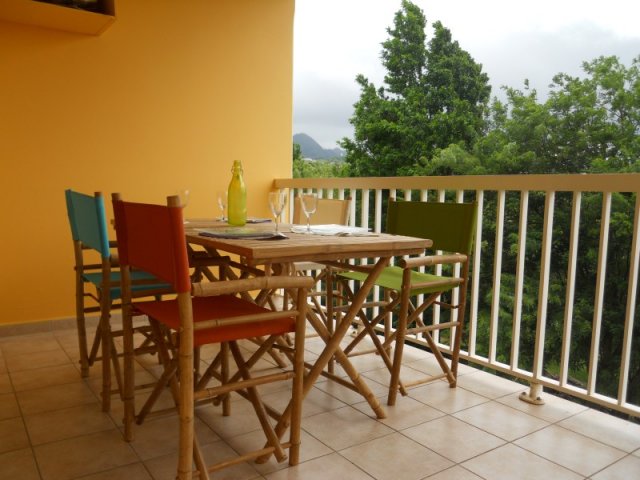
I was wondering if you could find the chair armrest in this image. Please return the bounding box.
[192,275,314,297]
[399,253,467,269]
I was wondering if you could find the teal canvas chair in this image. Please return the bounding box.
[338,199,477,405]
[65,189,170,411]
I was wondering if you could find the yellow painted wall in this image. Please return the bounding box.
[0,0,295,325]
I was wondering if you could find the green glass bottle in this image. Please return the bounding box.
[227,160,247,226]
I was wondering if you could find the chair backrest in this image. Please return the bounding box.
[65,190,111,259]
[112,195,191,294]
[386,200,477,255]
[292,196,351,225]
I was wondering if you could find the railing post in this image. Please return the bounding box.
[520,382,545,405]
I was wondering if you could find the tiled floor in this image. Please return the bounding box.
[1,325,639,480]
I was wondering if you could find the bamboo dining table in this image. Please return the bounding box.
[185,221,431,421]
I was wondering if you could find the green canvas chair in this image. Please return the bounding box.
[337,199,477,405]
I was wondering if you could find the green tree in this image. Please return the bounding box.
[341,0,491,177]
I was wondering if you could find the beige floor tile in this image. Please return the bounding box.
[558,408,640,453]
[339,350,391,374]
[456,370,526,399]
[109,393,178,430]
[16,381,98,415]
[0,392,20,420]
[313,375,389,405]
[424,465,483,480]
[129,415,219,461]
[0,373,12,394]
[302,406,394,450]
[634,448,640,458]
[265,452,373,480]
[52,327,79,342]
[496,388,588,422]
[362,364,434,389]
[4,347,72,373]
[0,333,62,357]
[261,385,348,419]
[591,454,640,479]
[34,429,139,480]
[403,415,505,463]
[353,395,444,431]
[144,440,260,480]
[340,432,453,480]
[85,357,160,384]
[196,398,264,440]
[0,417,30,454]
[303,336,337,356]
[514,424,627,476]
[453,400,549,441]
[226,428,333,475]
[76,462,153,480]
[24,403,115,445]
[405,354,477,378]
[388,342,429,363]
[409,381,490,414]
[0,447,40,480]
[10,364,81,392]
[462,443,582,480]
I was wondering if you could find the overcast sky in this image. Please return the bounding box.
[293,0,640,148]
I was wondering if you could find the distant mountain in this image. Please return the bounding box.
[293,133,345,160]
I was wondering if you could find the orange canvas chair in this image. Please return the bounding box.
[113,194,312,480]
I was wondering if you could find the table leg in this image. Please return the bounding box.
[259,257,390,459]
[304,257,388,418]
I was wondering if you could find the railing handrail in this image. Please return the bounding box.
[275,173,640,193]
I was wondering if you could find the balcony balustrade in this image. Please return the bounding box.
[275,173,640,418]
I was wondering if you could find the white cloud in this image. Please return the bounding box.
[293,0,640,148]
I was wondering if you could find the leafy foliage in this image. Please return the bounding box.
[341,0,491,177]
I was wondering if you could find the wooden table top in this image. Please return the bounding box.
[185,221,431,266]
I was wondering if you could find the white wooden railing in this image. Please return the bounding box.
[274,174,640,418]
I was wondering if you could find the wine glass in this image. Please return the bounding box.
[300,193,318,233]
[216,191,227,222]
[268,190,287,234]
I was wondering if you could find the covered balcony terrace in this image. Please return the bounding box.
[1,1,638,479]
[2,172,639,479]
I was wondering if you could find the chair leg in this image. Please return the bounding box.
[289,293,306,466]
[230,342,287,463]
[75,302,90,377]
[388,290,410,406]
[177,295,195,480]
[100,311,112,413]
[88,324,102,366]
[136,321,180,424]
[122,306,136,442]
[110,335,124,400]
[193,435,210,480]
